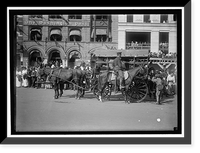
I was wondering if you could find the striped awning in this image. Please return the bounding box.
[69,30,81,36]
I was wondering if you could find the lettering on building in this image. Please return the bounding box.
[23,20,90,26]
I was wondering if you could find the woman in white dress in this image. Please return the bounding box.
[16,69,22,87]
[22,67,28,87]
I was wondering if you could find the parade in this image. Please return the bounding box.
[16,51,177,105]
[14,14,178,132]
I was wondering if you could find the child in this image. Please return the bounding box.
[152,74,164,105]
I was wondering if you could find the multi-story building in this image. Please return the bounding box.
[16,15,24,69]
[117,14,177,70]
[19,14,118,68]
[16,14,177,70]
[118,14,177,53]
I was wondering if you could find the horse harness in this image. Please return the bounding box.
[49,68,62,79]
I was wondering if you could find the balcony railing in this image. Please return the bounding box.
[126,43,150,50]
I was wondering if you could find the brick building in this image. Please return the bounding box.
[19,14,118,68]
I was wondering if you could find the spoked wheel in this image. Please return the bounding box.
[126,79,148,103]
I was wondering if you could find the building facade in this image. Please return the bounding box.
[19,14,118,68]
[16,14,177,70]
[118,14,177,54]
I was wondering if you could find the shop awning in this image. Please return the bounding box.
[50,29,62,35]
[69,51,82,59]
[93,49,149,57]
[69,30,81,36]
[31,29,41,32]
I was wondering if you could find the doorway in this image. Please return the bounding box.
[29,51,42,67]
[48,50,62,65]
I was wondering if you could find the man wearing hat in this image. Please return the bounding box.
[152,73,164,104]
[112,51,125,90]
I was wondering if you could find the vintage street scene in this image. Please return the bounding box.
[15,14,177,132]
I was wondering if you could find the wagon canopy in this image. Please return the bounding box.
[93,49,149,57]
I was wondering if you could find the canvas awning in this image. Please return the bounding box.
[93,49,149,57]
[69,51,82,59]
[69,30,81,36]
[50,29,62,35]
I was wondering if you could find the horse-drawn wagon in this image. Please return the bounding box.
[90,49,150,103]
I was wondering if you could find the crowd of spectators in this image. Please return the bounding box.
[16,66,39,88]
[126,41,150,49]
[149,51,177,58]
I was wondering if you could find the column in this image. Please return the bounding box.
[118,30,126,49]
[65,59,68,67]
[151,31,159,53]
[169,31,177,53]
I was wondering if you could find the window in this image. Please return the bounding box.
[50,28,62,41]
[160,14,168,23]
[127,14,133,22]
[30,27,42,41]
[159,32,169,54]
[49,15,62,19]
[96,15,108,20]
[91,28,110,42]
[68,14,82,19]
[69,29,82,42]
[144,14,150,23]
[29,15,42,19]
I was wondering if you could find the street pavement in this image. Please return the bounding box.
[16,87,177,132]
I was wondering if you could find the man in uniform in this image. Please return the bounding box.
[112,51,125,90]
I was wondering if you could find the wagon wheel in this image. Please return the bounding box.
[126,79,148,103]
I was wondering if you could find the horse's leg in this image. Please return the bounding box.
[54,82,58,99]
[99,82,107,102]
[75,80,80,99]
[59,83,64,97]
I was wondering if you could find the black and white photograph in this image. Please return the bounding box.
[3,4,191,145]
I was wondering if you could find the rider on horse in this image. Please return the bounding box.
[112,51,125,90]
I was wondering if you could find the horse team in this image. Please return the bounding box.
[35,63,176,104]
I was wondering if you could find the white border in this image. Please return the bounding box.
[7,7,185,138]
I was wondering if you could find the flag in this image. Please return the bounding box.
[61,15,69,25]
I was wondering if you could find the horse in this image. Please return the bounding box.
[37,67,86,99]
[97,66,145,104]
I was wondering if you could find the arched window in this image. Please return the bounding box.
[50,28,62,41]
[69,29,82,42]
[30,27,42,41]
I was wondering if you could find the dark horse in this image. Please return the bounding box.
[37,67,86,99]
[97,66,144,104]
